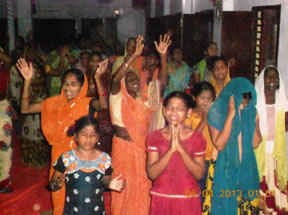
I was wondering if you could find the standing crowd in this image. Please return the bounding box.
[0,32,287,215]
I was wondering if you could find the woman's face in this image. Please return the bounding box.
[206,44,218,57]
[172,49,183,63]
[194,90,214,111]
[125,72,140,97]
[62,73,82,101]
[80,53,90,68]
[90,55,101,71]
[126,40,136,56]
[164,97,189,126]
[264,69,279,92]
[212,60,228,81]
[75,125,99,151]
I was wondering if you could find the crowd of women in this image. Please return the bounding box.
[0,32,287,215]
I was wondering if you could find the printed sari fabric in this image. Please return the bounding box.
[0,99,13,192]
[254,66,288,213]
[208,78,260,215]
[112,55,144,77]
[110,79,152,215]
[41,74,92,215]
[45,50,70,97]
[163,61,191,98]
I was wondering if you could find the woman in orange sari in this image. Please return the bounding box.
[16,58,108,215]
[110,35,170,215]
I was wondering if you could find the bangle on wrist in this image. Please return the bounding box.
[21,97,29,100]
[124,63,129,68]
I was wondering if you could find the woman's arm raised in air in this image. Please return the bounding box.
[154,34,171,87]
[91,59,109,111]
[111,36,144,95]
[16,58,42,114]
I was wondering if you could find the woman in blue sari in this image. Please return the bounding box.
[208,78,262,214]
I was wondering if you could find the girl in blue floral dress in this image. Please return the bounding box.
[49,116,125,215]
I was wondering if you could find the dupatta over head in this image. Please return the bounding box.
[41,73,92,165]
[254,66,287,191]
[208,78,259,215]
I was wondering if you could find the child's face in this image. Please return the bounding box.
[264,69,279,92]
[75,125,99,151]
[164,97,189,126]
[194,90,214,111]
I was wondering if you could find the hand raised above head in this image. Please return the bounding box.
[16,58,33,81]
[94,59,109,79]
[133,35,144,57]
[154,34,172,55]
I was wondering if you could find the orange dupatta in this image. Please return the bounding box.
[41,74,93,215]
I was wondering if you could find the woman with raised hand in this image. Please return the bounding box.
[110,34,171,215]
[16,57,108,215]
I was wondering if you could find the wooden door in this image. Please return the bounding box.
[251,5,281,80]
[221,11,253,81]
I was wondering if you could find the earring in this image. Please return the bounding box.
[97,141,101,146]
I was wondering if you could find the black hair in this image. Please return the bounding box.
[148,49,160,60]
[90,51,103,61]
[163,91,192,109]
[80,50,91,58]
[243,92,252,101]
[191,81,216,102]
[264,66,279,77]
[67,116,101,137]
[264,66,280,89]
[62,68,85,87]
[204,41,217,51]
[210,56,228,70]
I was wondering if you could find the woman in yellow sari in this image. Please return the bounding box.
[16,58,108,215]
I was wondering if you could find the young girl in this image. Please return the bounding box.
[208,78,261,214]
[146,91,206,215]
[49,116,125,215]
[184,81,216,203]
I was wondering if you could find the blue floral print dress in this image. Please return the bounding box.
[53,150,113,215]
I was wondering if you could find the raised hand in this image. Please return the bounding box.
[227,95,235,120]
[94,59,108,79]
[109,174,126,192]
[133,35,144,57]
[16,58,33,81]
[154,34,172,55]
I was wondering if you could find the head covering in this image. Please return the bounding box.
[120,76,153,151]
[254,66,287,190]
[208,77,259,215]
[210,68,230,97]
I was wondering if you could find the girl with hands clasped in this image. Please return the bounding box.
[50,116,125,215]
[146,91,207,215]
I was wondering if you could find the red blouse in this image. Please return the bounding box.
[146,129,206,198]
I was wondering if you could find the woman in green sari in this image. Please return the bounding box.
[208,78,262,214]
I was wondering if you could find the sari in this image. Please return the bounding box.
[45,50,70,97]
[110,79,153,215]
[41,74,93,215]
[208,78,260,215]
[254,66,288,213]
[111,39,144,77]
[210,71,230,97]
